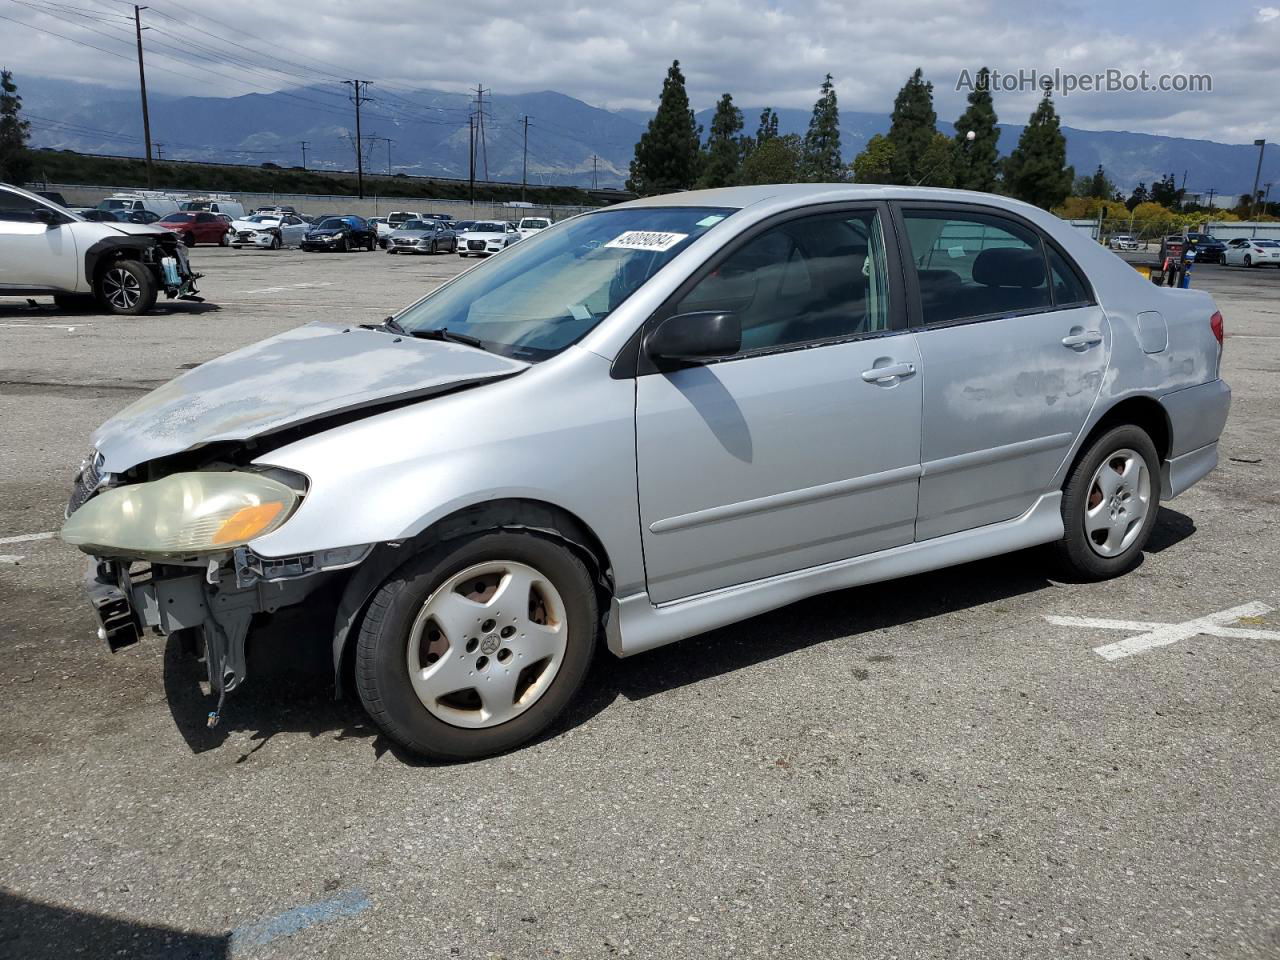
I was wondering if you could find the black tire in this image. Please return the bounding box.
[356,530,599,761]
[1052,424,1161,581]
[270,234,282,250]
[387,247,397,255]
[1244,255,1252,267]
[430,239,438,255]
[182,232,196,248]
[94,260,158,315]
[219,231,231,247]
[458,252,467,258]
[367,235,376,251]
[337,237,348,252]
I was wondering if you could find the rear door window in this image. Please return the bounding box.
[901,209,1051,325]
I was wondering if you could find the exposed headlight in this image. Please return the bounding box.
[61,472,300,557]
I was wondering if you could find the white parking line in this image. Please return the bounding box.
[1046,601,1280,660]
[0,532,56,545]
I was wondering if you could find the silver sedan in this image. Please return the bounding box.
[62,184,1230,760]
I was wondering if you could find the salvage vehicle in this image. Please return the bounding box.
[1,181,201,314]
[230,213,309,249]
[386,218,458,255]
[61,184,1230,760]
[300,215,376,252]
[1223,237,1280,267]
[157,211,233,247]
[1183,233,1226,264]
[457,220,521,257]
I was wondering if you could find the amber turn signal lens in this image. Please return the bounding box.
[212,501,285,545]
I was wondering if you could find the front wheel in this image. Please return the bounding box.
[1052,425,1161,580]
[94,260,158,315]
[337,237,348,252]
[270,234,282,250]
[219,231,231,247]
[182,232,196,248]
[1244,255,1252,267]
[355,531,598,760]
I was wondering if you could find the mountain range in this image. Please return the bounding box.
[19,77,1279,198]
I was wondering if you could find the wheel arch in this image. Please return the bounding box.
[1064,394,1172,484]
[330,497,615,695]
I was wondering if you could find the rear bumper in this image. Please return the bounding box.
[1158,378,1231,499]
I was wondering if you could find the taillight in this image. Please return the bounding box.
[1210,311,1224,346]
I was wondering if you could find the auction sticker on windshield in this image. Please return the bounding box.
[605,231,689,252]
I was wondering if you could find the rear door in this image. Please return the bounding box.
[895,203,1109,540]
[633,204,923,603]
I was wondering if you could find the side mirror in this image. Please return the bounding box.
[33,207,58,227]
[644,311,741,365]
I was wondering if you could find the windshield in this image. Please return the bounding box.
[98,199,131,210]
[396,206,733,361]
[521,219,550,229]
[400,219,433,230]
[470,222,505,233]
[247,215,278,223]
[316,218,347,230]
[1254,240,1279,247]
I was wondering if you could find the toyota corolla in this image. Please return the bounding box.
[61,185,1230,760]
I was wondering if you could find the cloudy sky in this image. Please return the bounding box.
[1,0,1277,144]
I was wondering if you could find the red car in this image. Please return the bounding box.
[156,211,233,247]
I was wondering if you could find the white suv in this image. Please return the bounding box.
[0,182,200,314]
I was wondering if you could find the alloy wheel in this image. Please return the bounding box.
[406,560,568,729]
[1084,448,1151,557]
[101,267,141,311]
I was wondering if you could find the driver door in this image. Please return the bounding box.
[0,188,78,291]
[633,205,924,603]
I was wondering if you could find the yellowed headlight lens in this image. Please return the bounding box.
[62,472,298,556]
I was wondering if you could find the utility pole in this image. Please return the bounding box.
[343,80,374,198]
[590,154,599,190]
[1206,187,1216,213]
[154,142,164,161]
[133,5,153,187]
[379,137,394,176]
[299,140,309,170]
[1264,182,1275,219]
[1249,138,1266,235]
[472,84,490,182]
[468,114,476,204]
[521,115,529,203]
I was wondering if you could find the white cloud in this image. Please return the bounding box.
[2,0,1278,142]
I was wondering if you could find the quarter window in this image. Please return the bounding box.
[675,209,895,355]
[902,210,1051,325]
[1047,245,1091,306]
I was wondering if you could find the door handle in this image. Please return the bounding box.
[1061,330,1103,348]
[860,361,915,383]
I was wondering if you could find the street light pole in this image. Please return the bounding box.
[1249,138,1266,236]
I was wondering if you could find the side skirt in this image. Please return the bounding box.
[606,492,1064,657]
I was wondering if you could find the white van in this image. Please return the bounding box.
[96,192,182,219]
[386,210,427,228]
[181,196,246,220]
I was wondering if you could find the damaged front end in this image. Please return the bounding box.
[88,232,203,302]
[63,460,368,725]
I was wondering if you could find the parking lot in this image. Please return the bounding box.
[1,248,1278,958]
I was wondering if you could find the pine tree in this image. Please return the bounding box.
[698,93,744,189]
[1088,164,1114,198]
[756,108,779,144]
[626,60,702,195]
[1126,182,1149,211]
[802,74,842,182]
[1002,93,1073,210]
[851,133,895,183]
[952,66,999,192]
[888,69,937,184]
[0,69,32,186]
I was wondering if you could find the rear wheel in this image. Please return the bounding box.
[1244,254,1253,267]
[337,237,348,252]
[182,232,196,248]
[1052,425,1161,580]
[94,260,158,315]
[355,530,598,760]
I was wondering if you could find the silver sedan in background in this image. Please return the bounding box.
[61,184,1230,760]
[385,218,458,255]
